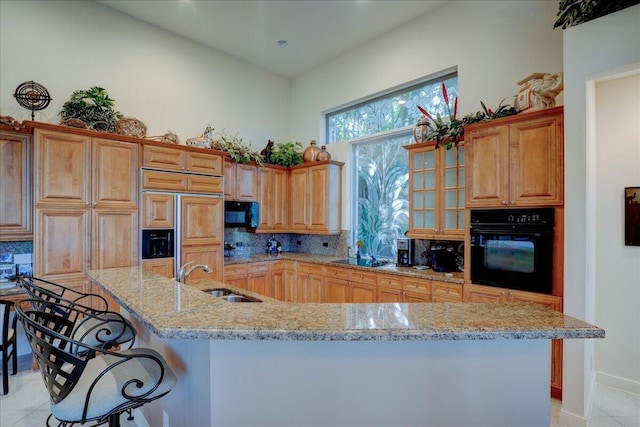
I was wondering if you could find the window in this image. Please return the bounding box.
[325,73,458,259]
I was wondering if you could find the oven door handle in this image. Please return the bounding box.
[470,226,552,234]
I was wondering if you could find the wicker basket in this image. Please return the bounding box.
[115,117,147,138]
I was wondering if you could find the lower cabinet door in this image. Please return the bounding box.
[142,258,175,278]
[325,278,349,303]
[180,244,223,282]
[350,282,377,303]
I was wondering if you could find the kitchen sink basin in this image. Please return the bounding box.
[205,288,262,302]
[331,258,391,268]
[222,295,261,303]
[209,288,233,297]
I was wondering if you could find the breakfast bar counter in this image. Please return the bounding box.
[88,267,603,427]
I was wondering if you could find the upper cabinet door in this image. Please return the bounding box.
[186,151,222,175]
[92,138,139,209]
[405,142,465,240]
[509,112,563,206]
[180,195,223,246]
[143,145,186,171]
[35,129,91,207]
[289,168,309,231]
[465,125,509,207]
[466,107,563,208]
[0,130,32,240]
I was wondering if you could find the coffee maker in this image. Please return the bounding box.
[396,238,416,267]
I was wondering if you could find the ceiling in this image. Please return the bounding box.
[96,0,449,79]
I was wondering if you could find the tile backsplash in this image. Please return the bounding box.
[223,229,348,257]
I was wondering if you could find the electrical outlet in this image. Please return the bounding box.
[163,410,169,427]
[297,240,302,245]
[322,242,328,247]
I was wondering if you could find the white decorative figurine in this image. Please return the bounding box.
[514,72,564,112]
[186,125,215,148]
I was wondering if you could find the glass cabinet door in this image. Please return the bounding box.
[405,141,465,240]
[441,144,465,236]
[411,149,436,233]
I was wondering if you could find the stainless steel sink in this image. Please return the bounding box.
[331,258,391,268]
[222,295,261,303]
[205,288,262,302]
[209,288,233,297]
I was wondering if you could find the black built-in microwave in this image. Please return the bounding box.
[224,201,259,228]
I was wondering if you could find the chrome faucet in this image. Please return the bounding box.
[177,261,212,283]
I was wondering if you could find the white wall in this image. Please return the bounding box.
[0,0,291,148]
[289,0,563,229]
[595,74,640,390]
[562,5,640,426]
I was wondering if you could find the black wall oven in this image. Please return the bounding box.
[470,208,554,295]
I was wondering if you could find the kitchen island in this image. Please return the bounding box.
[88,267,603,427]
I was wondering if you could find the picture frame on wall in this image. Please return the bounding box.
[625,187,640,246]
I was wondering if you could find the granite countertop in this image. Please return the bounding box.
[224,253,465,284]
[87,267,604,342]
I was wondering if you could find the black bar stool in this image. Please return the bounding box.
[0,298,18,395]
[14,276,136,353]
[16,299,177,427]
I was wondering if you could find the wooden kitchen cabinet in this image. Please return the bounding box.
[296,262,325,303]
[431,281,463,302]
[324,266,350,303]
[270,260,286,300]
[282,260,297,302]
[256,165,289,232]
[142,257,175,278]
[142,193,175,228]
[349,269,377,303]
[224,263,249,290]
[180,195,223,246]
[403,277,432,302]
[464,282,563,398]
[143,144,222,175]
[33,127,139,287]
[91,209,138,270]
[92,138,138,209]
[289,161,343,234]
[378,285,403,302]
[35,207,90,280]
[0,129,32,240]
[35,129,91,207]
[465,106,563,207]
[224,161,258,201]
[404,141,465,240]
[180,195,223,282]
[181,244,223,282]
[247,261,272,297]
[376,273,404,302]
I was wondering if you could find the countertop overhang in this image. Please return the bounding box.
[87,266,604,342]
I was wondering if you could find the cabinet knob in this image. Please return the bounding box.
[510,200,515,204]
[501,200,507,205]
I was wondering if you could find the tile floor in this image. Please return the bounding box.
[2,360,640,426]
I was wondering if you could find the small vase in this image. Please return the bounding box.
[316,145,331,161]
[413,115,430,143]
[303,140,321,163]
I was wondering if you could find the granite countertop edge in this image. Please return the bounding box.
[87,267,604,342]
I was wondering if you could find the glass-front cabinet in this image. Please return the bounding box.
[404,141,465,240]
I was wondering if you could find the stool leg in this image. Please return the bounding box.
[11,341,18,375]
[127,408,134,420]
[2,353,8,395]
[108,413,121,427]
